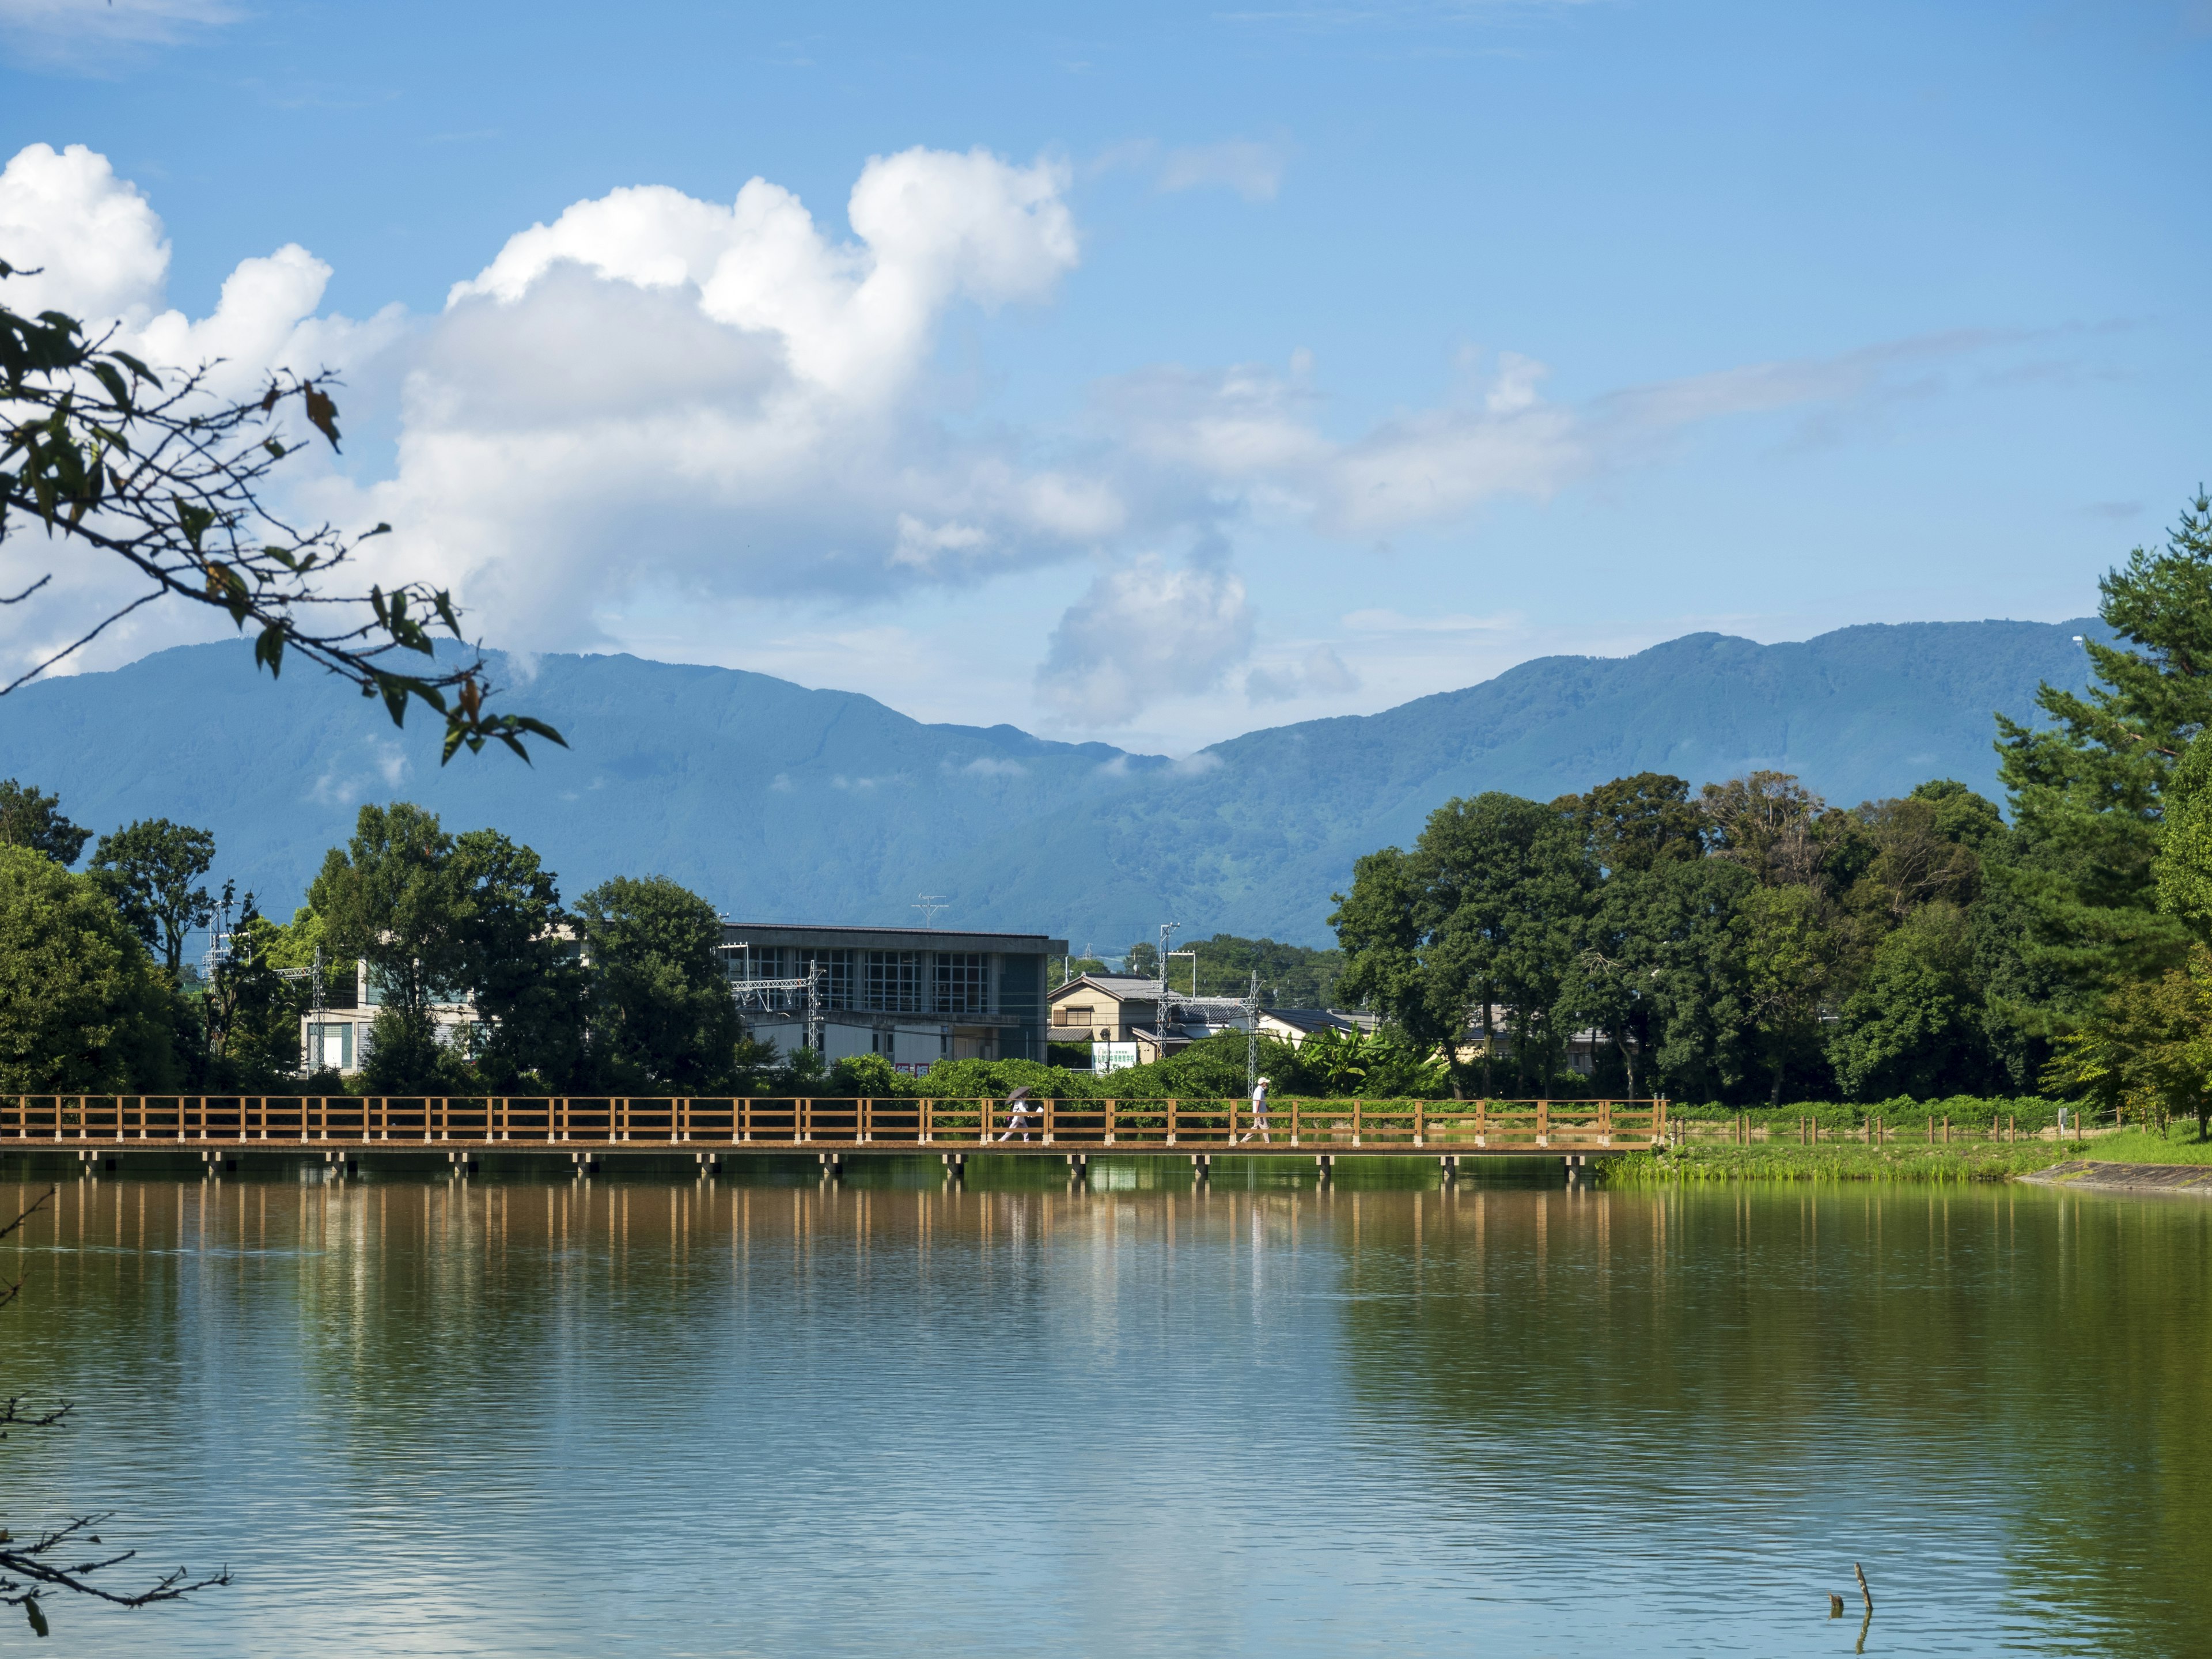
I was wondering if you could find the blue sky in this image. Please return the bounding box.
[1,0,2206,754]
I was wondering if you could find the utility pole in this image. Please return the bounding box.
[912,895,949,927]
[1247,969,1260,1095]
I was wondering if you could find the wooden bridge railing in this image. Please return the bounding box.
[0,1095,1670,1151]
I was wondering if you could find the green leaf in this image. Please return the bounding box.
[25,1596,46,1638]
[89,359,132,409]
[303,385,341,450]
[263,437,286,459]
[110,350,159,387]
[254,625,286,677]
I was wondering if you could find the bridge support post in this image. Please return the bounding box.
[818,1152,843,1184]
[1315,1153,1334,1184]
[1065,1153,1088,1185]
[941,1151,965,1184]
[1190,1152,1210,1183]
[1438,1154,1459,1183]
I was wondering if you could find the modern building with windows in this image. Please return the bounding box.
[298,922,1065,1080]
[722,923,1066,1073]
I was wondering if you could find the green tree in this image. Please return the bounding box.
[1848,791,1988,924]
[1333,845,1464,1067]
[574,875,740,1091]
[2042,956,2212,1138]
[309,804,468,1019]
[1699,771,1828,888]
[206,894,310,1086]
[1829,901,2002,1100]
[0,779,89,865]
[450,828,583,1090]
[1334,793,1590,1096]
[1562,854,1754,1101]
[1416,793,1590,1094]
[1738,883,1841,1104]
[1569,771,1709,873]
[0,844,177,1091]
[1179,933,1347,1006]
[1994,490,2212,1020]
[89,818,216,980]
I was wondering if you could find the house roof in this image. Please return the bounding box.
[1049,974,1161,1001]
[1259,1008,1359,1034]
[721,922,1069,954]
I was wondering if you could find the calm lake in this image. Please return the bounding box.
[1,1161,2207,1657]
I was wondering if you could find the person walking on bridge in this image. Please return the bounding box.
[1237,1077,1272,1144]
[997,1086,1040,1142]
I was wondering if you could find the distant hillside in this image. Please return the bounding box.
[0,619,2096,946]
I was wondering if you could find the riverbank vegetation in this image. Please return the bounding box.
[1603,1141,2081,1184]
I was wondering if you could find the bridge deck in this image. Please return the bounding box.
[2,1095,1668,1158]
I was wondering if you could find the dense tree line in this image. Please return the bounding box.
[0,796,778,1096]
[1330,769,2018,1104]
[1330,489,2212,1116]
[1060,933,1346,1007]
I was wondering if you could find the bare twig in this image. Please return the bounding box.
[1,1187,228,1630]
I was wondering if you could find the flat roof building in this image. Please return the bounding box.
[723,922,1068,1074]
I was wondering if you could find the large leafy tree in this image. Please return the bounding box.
[574,875,740,1092]
[1331,845,1444,1046]
[1734,884,1840,1104]
[88,817,215,980]
[1994,490,2212,1016]
[0,262,558,761]
[1699,771,1829,888]
[0,844,177,1091]
[310,803,469,1016]
[310,804,586,1091]
[0,778,89,865]
[1334,792,1590,1095]
[452,828,585,1089]
[1828,901,2002,1100]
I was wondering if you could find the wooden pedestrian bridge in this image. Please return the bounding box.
[1,1094,1667,1174]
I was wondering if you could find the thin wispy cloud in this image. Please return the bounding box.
[0,0,238,68]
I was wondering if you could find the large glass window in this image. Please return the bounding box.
[861,950,927,1013]
[935,953,989,1016]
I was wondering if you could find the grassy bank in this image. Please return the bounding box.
[1602,1139,2081,1185]
[2067,1123,2212,1164]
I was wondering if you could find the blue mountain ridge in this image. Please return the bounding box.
[0,618,2097,948]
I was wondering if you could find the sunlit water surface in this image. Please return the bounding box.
[2,1161,2208,1657]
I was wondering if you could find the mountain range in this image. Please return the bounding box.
[0,618,2096,948]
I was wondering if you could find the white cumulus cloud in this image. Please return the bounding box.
[1246,644,1359,704]
[347,146,1106,649]
[1036,557,1255,725]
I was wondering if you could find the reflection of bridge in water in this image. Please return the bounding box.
[2,1095,1666,1177]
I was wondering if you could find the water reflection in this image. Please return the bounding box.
[0,1168,2205,1657]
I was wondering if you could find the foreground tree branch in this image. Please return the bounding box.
[0,260,563,763]
[1,1188,229,1636]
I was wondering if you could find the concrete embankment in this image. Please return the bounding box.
[2022,1160,2212,1196]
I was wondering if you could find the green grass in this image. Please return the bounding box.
[2069,1123,2212,1165]
[1604,1121,2212,1185]
[1602,1140,2078,1185]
